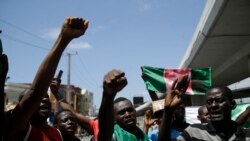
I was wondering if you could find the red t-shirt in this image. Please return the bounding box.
[88,120,99,141]
[26,124,63,141]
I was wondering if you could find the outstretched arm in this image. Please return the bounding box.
[158,75,190,141]
[98,69,127,141]
[236,106,250,126]
[1,53,8,138]
[8,17,89,138]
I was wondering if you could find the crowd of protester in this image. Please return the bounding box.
[1,16,250,141]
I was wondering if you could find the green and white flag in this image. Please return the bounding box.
[232,103,250,128]
[141,66,212,95]
[232,103,250,120]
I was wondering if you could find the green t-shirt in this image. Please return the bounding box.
[113,124,149,141]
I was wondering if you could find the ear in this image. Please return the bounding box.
[230,100,236,110]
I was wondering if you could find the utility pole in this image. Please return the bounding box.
[66,53,71,103]
[66,52,77,104]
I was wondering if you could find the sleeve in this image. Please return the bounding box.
[23,123,32,141]
[88,119,99,141]
[88,119,95,134]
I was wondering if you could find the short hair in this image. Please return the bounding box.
[114,97,130,104]
[198,105,207,115]
[206,85,234,101]
[54,109,72,125]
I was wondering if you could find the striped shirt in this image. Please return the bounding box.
[176,121,250,141]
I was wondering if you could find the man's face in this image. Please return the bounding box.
[206,88,232,122]
[174,104,185,121]
[114,100,137,130]
[56,111,77,135]
[37,94,51,120]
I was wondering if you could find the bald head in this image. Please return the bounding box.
[197,105,209,123]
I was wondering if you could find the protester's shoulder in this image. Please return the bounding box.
[241,127,250,134]
[187,123,205,128]
[235,127,250,139]
[89,118,98,124]
[184,123,208,132]
[43,124,62,136]
[176,123,212,141]
[44,124,58,130]
[181,122,190,130]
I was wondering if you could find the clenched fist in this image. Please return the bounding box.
[61,16,89,40]
[103,69,128,98]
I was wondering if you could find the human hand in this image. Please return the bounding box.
[164,75,190,109]
[103,69,127,98]
[50,78,62,100]
[61,16,89,40]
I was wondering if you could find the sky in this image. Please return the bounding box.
[0,0,206,108]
